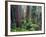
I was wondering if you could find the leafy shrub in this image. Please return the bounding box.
[11,18,40,32]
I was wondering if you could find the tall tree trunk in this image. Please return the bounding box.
[15,5,20,27]
[26,6,30,22]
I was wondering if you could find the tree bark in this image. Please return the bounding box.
[26,6,30,22]
[15,5,20,27]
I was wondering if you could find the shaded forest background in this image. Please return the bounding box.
[11,5,42,32]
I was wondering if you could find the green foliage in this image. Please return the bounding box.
[11,6,41,32]
[11,23,16,32]
[11,18,40,32]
